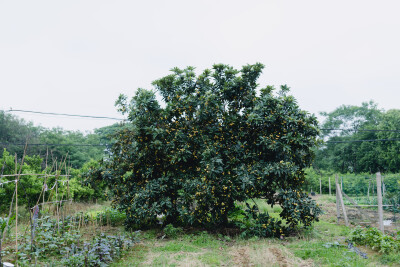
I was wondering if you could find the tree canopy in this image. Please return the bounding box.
[94,63,321,232]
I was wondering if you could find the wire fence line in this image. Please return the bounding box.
[0,142,109,147]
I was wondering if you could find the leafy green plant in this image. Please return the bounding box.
[96,207,126,226]
[61,233,139,266]
[2,211,139,266]
[277,189,323,228]
[234,203,287,238]
[163,224,182,239]
[0,215,15,266]
[349,226,400,254]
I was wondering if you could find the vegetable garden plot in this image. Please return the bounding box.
[0,150,138,266]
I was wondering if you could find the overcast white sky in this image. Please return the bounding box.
[1,0,399,133]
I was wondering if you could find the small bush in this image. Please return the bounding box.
[163,224,183,239]
[349,226,400,254]
[96,207,126,226]
[233,203,287,238]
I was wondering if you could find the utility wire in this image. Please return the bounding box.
[321,128,400,133]
[4,110,399,132]
[2,138,400,147]
[0,143,109,147]
[6,109,125,121]
[326,138,400,143]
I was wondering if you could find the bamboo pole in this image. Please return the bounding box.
[15,154,18,264]
[335,175,340,223]
[43,149,48,208]
[56,161,60,234]
[67,157,71,217]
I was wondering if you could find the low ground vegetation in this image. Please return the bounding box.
[1,196,400,266]
[113,195,400,266]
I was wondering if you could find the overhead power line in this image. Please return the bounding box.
[6,109,125,121]
[321,128,400,133]
[326,138,400,143]
[0,143,108,147]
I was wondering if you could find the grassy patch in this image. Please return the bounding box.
[379,253,400,266]
[153,241,199,253]
[151,254,175,266]
[199,251,232,266]
[110,243,149,266]
[112,196,399,266]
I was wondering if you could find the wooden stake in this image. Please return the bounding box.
[376,172,384,233]
[336,181,349,226]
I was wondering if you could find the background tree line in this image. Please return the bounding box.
[314,101,400,174]
[0,110,123,168]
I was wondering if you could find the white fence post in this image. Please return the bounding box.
[376,172,384,233]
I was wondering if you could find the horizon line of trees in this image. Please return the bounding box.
[314,101,400,174]
[0,110,123,169]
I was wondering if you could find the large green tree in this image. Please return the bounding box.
[97,64,321,230]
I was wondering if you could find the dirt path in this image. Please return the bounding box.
[232,247,251,267]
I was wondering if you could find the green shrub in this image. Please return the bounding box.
[163,224,183,239]
[234,203,287,238]
[349,226,400,254]
[96,207,126,226]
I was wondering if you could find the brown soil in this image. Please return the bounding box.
[232,247,251,267]
[269,247,288,267]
